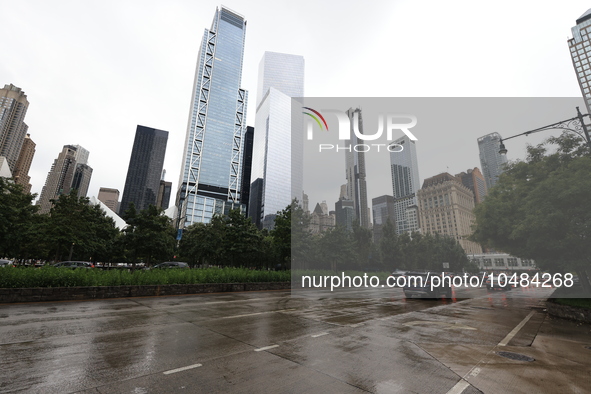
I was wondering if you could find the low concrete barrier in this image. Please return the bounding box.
[546,300,591,324]
[0,282,291,303]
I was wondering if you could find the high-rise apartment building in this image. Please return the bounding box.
[478,132,507,189]
[390,135,420,234]
[0,84,29,172]
[176,6,248,227]
[120,125,168,215]
[455,167,487,205]
[37,145,93,214]
[98,187,120,213]
[249,52,304,229]
[417,173,482,255]
[13,133,35,194]
[345,108,370,229]
[568,8,591,115]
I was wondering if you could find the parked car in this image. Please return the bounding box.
[403,272,452,299]
[53,261,94,269]
[152,262,190,269]
[0,259,15,268]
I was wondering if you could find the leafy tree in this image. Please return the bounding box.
[314,225,355,271]
[178,221,224,267]
[379,219,404,270]
[351,220,372,269]
[42,192,119,262]
[223,209,264,267]
[0,178,39,259]
[471,133,591,290]
[179,209,264,268]
[286,199,313,270]
[120,204,176,266]
[271,203,292,268]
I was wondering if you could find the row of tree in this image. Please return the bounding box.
[471,133,591,290]
[290,200,474,272]
[0,180,171,264]
[0,179,292,267]
[1,178,474,272]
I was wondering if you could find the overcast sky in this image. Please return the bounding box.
[1,0,590,210]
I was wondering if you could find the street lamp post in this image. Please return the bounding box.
[498,107,591,155]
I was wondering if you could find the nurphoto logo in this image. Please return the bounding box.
[302,107,418,152]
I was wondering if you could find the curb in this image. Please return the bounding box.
[546,299,591,324]
[0,282,292,303]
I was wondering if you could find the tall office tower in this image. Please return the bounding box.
[177,6,249,227]
[417,173,482,255]
[0,84,29,172]
[98,187,120,213]
[249,52,304,229]
[344,108,370,229]
[372,195,396,242]
[390,135,420,234]
[455,167,487,205]
[568,9,591,115]
[13,133,36,194]
[37,145,93,214]
[120,125,168,215]
[477,132,507,189]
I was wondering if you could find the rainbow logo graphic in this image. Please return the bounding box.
[302,107,329,131]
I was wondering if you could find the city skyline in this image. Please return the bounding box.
[300,97,585,216]
[1,2,590,209]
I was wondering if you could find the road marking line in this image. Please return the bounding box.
[311,332,328,338]
[446,379,470,394]
[163,364,202,375]
[498,311,535,346]
[446,310,538,394]
[220,308,297,319]
[254,345,279,352]
[221,311,271,319]
[349,323,365,327]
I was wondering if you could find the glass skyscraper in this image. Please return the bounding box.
[390,135,420,234]
[249,52,304,229]
[477,132,507,189]
[568,8,591,115]
[177,6,248,227]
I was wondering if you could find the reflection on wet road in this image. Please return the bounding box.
[1,286,589,393]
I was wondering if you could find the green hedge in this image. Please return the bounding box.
[0,267,290,288]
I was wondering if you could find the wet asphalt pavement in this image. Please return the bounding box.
[1,286,590,393]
